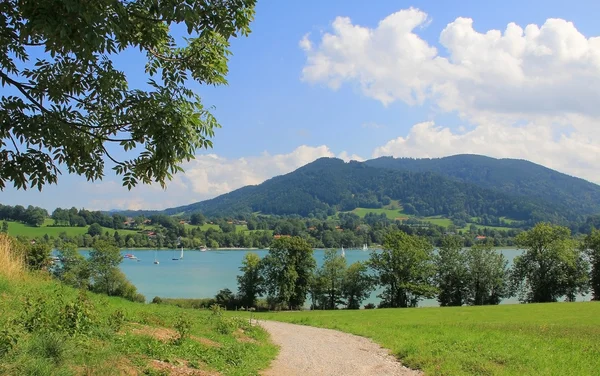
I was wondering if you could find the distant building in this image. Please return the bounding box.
[475,235,487,240]
[273,234,291,239]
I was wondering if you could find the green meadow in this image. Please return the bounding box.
[0,274,276,375]
[3,220,139,238]
[249,302,600,376]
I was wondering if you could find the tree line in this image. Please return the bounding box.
[231,223,600,310]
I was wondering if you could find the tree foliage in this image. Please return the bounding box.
[341,262,374,309]
[260,237,315,310]
[369,231,437,308]
[316,249,346,309]
[237,252,263,308]
[435,236,468,306]
[465,240,509,305]
[512,223,589,303]
[584,229,600,301]
[1,0,256,190]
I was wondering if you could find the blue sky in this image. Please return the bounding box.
[4,0,600,211]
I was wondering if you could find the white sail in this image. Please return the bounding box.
[153,250,159,264]
[341,246,345,258]
[180,246,184,259]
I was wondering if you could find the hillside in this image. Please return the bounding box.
[365,155,600,217]
[162,157,582,224]
[0,236,277,375]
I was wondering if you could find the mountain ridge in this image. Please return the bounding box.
[115,155,600,225]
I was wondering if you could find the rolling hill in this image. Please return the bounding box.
[154,155,600,224]
[365,155,600,216]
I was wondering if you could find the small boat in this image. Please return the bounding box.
[124,253,137,260]
[172,246,183,260]
[362,244,368,251]
[200,246,208,252]
[153,250,159,265]
[341,245,345,258]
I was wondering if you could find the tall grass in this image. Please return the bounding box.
[0,234,24,279]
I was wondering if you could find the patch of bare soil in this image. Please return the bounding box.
[149,359,220,376]
[233,328,257,344]
[127,323,220,347]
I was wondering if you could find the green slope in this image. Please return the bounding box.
[0,273,276,375]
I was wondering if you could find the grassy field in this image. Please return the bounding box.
[0,237,277,375]
[3,220,139,238]
[249,303,600,375]
[184,223,248,232]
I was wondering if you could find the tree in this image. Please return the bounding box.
[584,229,600,300]
[237,252,263,308]
[87,223,103,237]
[368,231,437,308]
[88,240,123,296]
[318,249,347,309]
[260,237,315,310]
[512,223,589,303]
[341,262,374,309]
[1,0,256,191]
[465,241,509,305]
[190,213,205,226]
[435,236,469,306]
[54,242,90,289]
[25,242,51,270]
[1,221,7,233]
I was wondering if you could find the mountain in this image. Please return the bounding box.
[364,155,600,217]
[159,155,600,223]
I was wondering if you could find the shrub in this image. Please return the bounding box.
[364,303,376,309]
[108,309,126,333]
[173,315,191,345]
[0,328,18,357]
[61,290,95,336]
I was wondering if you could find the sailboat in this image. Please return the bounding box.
[179,246,184,260]
[341,245,345,258]
[362,244,368,251]
[153,250,159,265]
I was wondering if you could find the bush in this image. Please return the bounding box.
[31,332,67,365]
[364,303,376,309]
[173,315,191,345]
[108,309,126,333]
[0,328,18,357]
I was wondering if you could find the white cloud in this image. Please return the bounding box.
[84,145,347,210]
[373,120,600,184]
[299,33,313,52]
[302,9,600,185]
[301,9,600,118]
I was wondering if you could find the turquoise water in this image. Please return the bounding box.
[101,248,538,306]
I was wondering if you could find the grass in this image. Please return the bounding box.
[0,234,24,280]
[184,223,248,233]
[0,236,277,375]
[247,303,600,376]
[4,220,139,238]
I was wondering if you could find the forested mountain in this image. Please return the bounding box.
[365,155,600,216]
[161,156,597,224]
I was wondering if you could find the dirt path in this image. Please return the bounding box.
[258,320,422,376]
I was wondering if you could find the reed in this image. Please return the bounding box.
[0,234,25,279]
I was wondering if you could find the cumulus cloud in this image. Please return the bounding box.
[373,120,600,184]
[84,145,345,210]
[302,8,600,184]
[301,8,600,119]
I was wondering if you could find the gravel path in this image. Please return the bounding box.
[258,320,422,376]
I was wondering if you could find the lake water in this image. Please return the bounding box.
[100,248,554,307]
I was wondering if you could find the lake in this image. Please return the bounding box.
[99,247,558,307]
